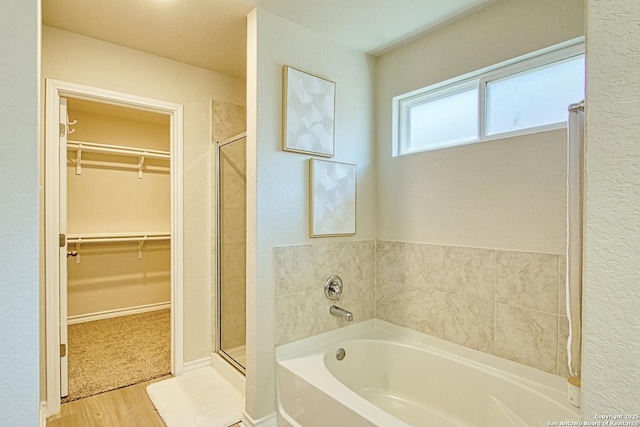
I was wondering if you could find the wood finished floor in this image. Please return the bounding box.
[47,376,242,427]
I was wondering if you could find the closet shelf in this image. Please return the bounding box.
[66,232,171,264]
[67,140,170,178]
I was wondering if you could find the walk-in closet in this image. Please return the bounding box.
[62,98,172,401]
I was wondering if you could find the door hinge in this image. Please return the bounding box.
[59,234,66,248]
[59,123,66,137]
[60,344,67,358]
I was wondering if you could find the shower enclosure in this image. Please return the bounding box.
[216,133,247,372]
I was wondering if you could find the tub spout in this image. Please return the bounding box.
[330,305,353,322]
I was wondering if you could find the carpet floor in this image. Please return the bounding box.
[63,309,171,403]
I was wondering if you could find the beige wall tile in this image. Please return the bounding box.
[275,240,568,378]
[274,244,314,297]
[445,246,495,298]
[348,241,376,282]
[444,293,494,353]
[275,289,324,346]
[222,243,246,280]
[313,242,350,285]
[405,243,445,292]
[377,241,407,283]
[494,304,558,374]
[341,279,376,323]
[495,251,559,313]
[405,289,447,338]
[211,99,245,143]
[376,280,405,326]
[557,315,570,378]
[558,255,567,316]
[274,241,377,345]
[221,207,246,244]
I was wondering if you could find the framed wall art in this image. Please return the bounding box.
[283,65,336,157]
[309,158,356,237]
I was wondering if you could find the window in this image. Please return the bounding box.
[394,39,585,156]
[403,83,478,152]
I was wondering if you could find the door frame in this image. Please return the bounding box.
[44,79,184,416]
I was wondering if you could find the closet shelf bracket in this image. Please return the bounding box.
[73,240,81,265]
[138,156,145,179]
[76,147,82,175]
[66,113,77,135]
[138,239,145,259]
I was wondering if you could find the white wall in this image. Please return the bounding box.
[246,8,376,421]
[582,0,640,416]
[41,26,245,363]
[0,1,40,425]
[376,0,584,254]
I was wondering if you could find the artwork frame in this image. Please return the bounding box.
[309,158,357,237]
[283,65,336,157]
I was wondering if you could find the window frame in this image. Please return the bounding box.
[393,38,585,156]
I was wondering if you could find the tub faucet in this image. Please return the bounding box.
[330,305,353,323]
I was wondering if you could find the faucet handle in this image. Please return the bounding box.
[324,275,343,301]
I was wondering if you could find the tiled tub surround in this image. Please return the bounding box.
[274,240,569,378]
[377,241,569,377]
[274,241,376,346]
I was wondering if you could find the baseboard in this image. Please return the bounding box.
[182,356,212,373]
[67,302,170,324]
[240,411,277,427]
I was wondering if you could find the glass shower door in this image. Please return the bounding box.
[217,134,247,372]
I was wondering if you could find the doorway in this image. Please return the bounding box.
[45,80,184,415]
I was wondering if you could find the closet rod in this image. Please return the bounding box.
[67,140,170,160]
[67,236,170,244]
[66,233,170,263]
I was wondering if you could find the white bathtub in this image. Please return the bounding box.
[276,319,580,427]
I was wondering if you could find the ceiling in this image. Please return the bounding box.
[42,0,497,79]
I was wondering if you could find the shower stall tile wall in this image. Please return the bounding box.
[273,239,570,378]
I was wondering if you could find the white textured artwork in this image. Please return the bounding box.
[283,66,335,157]
[310,159,356,237]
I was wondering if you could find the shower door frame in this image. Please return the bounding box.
[44,79,185,416]
[216,132,247,374]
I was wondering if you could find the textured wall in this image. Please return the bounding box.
[582,1,640,416]
[0,0,40,424]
